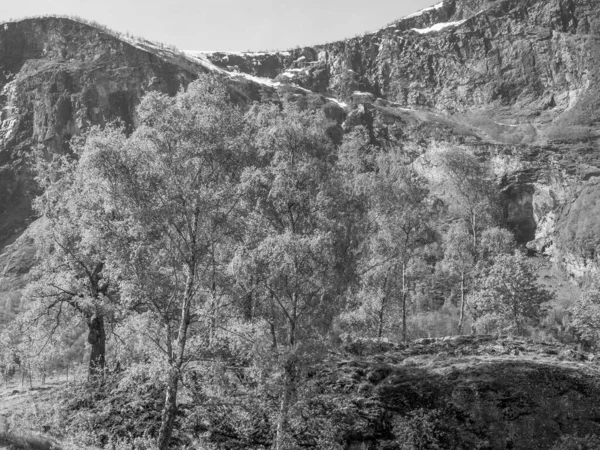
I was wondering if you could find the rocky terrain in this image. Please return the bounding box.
[334,335,600,449]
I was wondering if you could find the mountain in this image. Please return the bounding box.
[1,2,600,448]
[0,1,598,326]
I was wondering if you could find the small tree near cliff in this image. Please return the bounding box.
[441,224,475,335]
[367,153,432,342]
[434,148,501,247]
[468,253,553,335]
[570,288,600,349]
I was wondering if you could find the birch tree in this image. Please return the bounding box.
[235,103,346,449]
[49,76,247,449]
[367,151,432,342]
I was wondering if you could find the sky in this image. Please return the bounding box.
[0,0,441,52]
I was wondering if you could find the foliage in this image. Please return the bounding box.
[468,253,553,335]
[569,287,600,349]
[391,408,461,450]
[433,148,502,246]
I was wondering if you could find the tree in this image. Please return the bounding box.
[478,227,515,263]
[26,141,125,377]
[440,225,515,335]
[468,253,553,335]
[441,224,475,335]
[234,103,347,449]
[569,287,600,349]
[434,148,501,247]
[366,151,432,342]
[44,76,247,449]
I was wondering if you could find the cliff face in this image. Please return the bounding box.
[202,0,600,275]
[207,0,600,121]
[0,17,203,249]
[3,1,600,282]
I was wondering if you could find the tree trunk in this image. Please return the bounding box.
[458,271,466,334]
[275,357,295,450]
[87,314,106,377]
[471,212,478,248]
[275,295,298,450]
[401,264,407,343]
[243,277,255,321]
[378,273,390,341]
[157,262,195,450]
[378,294,386,341]
[157,369,179,450]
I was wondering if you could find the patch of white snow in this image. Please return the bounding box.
[187,51,290,57]
[412,19,467,34]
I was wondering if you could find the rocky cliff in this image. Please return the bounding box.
[0,17,203,248]
[3,1,600,284]
[207,0,599,120]
[201,0,600,276]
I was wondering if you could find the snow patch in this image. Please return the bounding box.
[412,19,467,34]
[188,51,290,57]
[232,72,282,88]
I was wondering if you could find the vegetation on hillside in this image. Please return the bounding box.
[1,75,598,449]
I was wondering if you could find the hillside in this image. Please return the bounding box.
[1,2,600,449]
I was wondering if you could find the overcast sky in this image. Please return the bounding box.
[0,0,440,51]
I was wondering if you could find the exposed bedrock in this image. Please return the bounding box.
[0,17,198,247]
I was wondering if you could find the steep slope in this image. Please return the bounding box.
[0,17,200,248]
[204,0,600,125]
[199,0,600,276]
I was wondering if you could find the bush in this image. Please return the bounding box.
[391,409,461,450]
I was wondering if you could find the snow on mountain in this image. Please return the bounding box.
[412,19,468,34]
